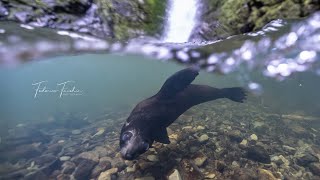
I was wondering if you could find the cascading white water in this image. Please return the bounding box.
[162,0,199,43]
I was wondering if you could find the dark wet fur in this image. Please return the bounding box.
[120,67,247,159]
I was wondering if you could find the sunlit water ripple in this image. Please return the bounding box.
[0,12,319,91]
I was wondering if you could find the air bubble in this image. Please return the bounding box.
[248,82,263,95]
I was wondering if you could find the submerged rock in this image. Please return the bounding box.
[39,158,62,176]
[309,163,320,176]
[92,128,105,137]
[46,144,63,155]
[231,161,240,168]
[296,153,319,166]
[247,145,271,164]
[61,161,76,174]
[24,158,61,180]
[0,144,43,163]
[98,167,118,180]
[179,159,204,179]
[257,169,277,180]
[249,134,258,141]
[198,134,209,143]
[24,170,48,180]
[73,151,99,164]
[282,145,296,154]
[59,156,71,161]
[239,139,248,148]
[205,173,216,179]
[271,155,290,167]
[33,154,57,166]
[56,174,71,180]
[294,146,319,166]
[227,130,242,142]
[194,155,207,167]
[91,157,112,178]
[1,127,50,148]
[134,176,155,180]
[168,169,182,180]
[125,164,136,173]
[147,155,159,162]
[215,160,227,173]
[196,126,205,130]
[73,159,97,180]
[232,168,258,180]
[71,129,82,135]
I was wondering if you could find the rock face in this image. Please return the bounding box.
[193,0,320,41]
[96,0,167,40]
[0,0,167,40]
[0,0,105,37]
[2,0,319,42]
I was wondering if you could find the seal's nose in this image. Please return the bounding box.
[124,153,134,160]
[120,150,134,160]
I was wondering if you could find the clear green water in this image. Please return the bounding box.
[1,53,319,128]
[0,54,239,129]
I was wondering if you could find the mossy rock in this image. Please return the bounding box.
[96,0,167,40]
[199,0,320,40]
[219,0,252,34]
[219,0,320,34]
[253,0,301,29]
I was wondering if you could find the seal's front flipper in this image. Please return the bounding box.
[222,87,247,103]
[158,67,199,99]
[153,128,170,144]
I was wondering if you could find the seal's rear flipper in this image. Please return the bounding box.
[175,85,247,109]
[153,128,170,144]
[222,87,247,103]
[158,67,199,98]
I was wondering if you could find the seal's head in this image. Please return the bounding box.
[119,126,150,160]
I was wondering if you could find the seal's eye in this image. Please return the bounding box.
[122,132,132,141]
[142,142,149,151]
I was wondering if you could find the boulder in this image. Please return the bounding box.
[246,145,271,164]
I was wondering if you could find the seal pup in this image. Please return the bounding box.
[120,67,246,160]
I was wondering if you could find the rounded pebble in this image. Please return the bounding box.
[198,134,209,142]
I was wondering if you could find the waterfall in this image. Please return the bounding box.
[162,0,200,43]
